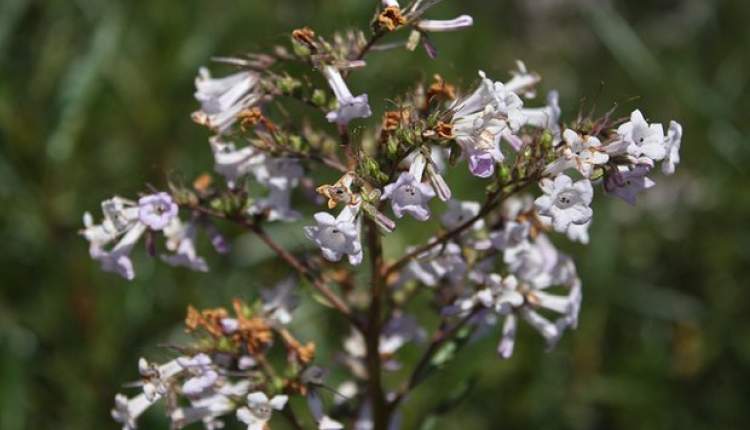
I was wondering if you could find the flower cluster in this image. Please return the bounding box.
[84,1,684,428]
[112,289,347,430]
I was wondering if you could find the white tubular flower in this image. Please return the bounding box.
[171,381,250,429]
[534,174,593,233]
[321,65,372,126]
[161,218,209,273]
[382,0,400,7]
[517,91,561,137]
[381,172,436,221]
[503,60,542,99]
[452,71,525,178]
[210,137,266,188]
[490,221,530,253]
[83,193,179,280]
[236,392,288,430]
[416,15,474,32]
[404,241,467,287]
[608,109,666,161]
[504,234,559,288]
[453,71,524,121]
[493,255,581,358]
[82,197,141,273]
[304,205,363,265]
[170,394,234,430]
[177,354,218,397]
[408,152,452,201]
[461,274,524,315]
[662,120,683,175]
[441,199,484,231]
[544,129,609,178]
[565,219,591,245]
[192,67,261,134]
[138,357,184,401]
[249,187,302,222]
[112,393,157,430]
[89,222,147,281]
[248,157,303,221]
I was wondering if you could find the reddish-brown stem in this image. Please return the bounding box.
[189,205,358,328]
[383,191,500,279]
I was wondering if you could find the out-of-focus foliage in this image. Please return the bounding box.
[1,0,749,429]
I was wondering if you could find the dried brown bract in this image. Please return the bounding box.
[378,6,407,32]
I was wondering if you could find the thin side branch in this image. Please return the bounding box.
[189,205,358,327]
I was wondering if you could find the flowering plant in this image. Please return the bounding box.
[81,1,683,428]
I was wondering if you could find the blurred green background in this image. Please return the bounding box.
[2,0,750,428]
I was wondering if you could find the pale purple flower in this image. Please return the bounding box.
[381,172,436,221]
[416,15,474,32]
[605,164,656,205]
[452,71,525,177]
[161,218,209,272]
[487,256,582,358]
[440,199,484,231]
[609,109,666,161]
[404,241,467,287]
[170,381,251,429]
[459,274,524,315]
[565,219,591,245]
[138,193,178,231]
[89,223,147,281]
[452,71,524,119]
[490,221,530,252]
[321,65,372,125]
[409,152,452,201]
[304,206,363,265]
[236,392,288,430]
[112,393,156,430]
[248,187,301,222]
[503,60,542,99]
[82,196,146,280]
[544,129,609,178]
[253,157,303,190]
[504,234,560,288]
[534,174,593,233]
[662,120,683,175]
[205,221,230,254]
[138,357,185,401]
[210,137,266,188]
[171,393,234,430]
[517,90,561,136]
[248,158,303,222]
[178,354,218,397]
[192,68,261,133]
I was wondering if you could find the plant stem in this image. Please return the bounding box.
[365,218,389,430]
[389,307,481,410]
[188,205,359,328]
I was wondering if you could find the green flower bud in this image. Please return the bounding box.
[311,89,327,107]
